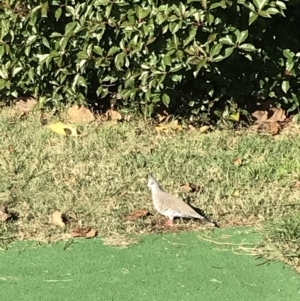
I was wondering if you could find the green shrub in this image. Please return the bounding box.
[0,0,299,122]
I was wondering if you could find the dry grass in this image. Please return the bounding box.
[102,233,139,248]
[0,107,300,268]
[259,216,300,269]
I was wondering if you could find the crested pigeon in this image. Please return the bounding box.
[148,175,218,227]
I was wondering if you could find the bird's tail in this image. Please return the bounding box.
[201,216,220,228]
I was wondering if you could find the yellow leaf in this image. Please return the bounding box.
[47,122,78,136]
[155,120,182,132]
[228,111,240,122]
[199,125,209,133]
[155,125,164,132]
[232,190,240,197]
[51,211,66,227]
[233,157,242,166]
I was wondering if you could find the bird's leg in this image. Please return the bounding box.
[165,218,174,227]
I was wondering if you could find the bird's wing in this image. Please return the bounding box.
[158,191,201,218]
[152,188,217,226]
[158,192,219,227]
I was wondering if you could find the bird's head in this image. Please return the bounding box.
[147,175,160,189]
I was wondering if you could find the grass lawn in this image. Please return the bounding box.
[0,107,300,271]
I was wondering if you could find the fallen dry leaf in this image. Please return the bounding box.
[105,109,122,121]
[71,227,97,238]
[268,121,281,135]
[63,177,76,185]
[0,207,12,222]
[233,157,242,166]
[47,122,78,136]
[256,122,268,133]
[252,107,285,136]
[188,124,196,132]
[51,211,66,227]
[247,214,257,222]
[125,209,150,221]
[156,111,172,123]
[232,190,240,197]
[180,183,192,193]
[68,105,95,123]
[199,125,210,133]
[14,97,37,113]
[252,110,268,123]
[155,120,183,132]
[85,228,97,238]
[294,181,300,189]
[279,115,293,129]
[180,182,200,193]
[268,108,286,122]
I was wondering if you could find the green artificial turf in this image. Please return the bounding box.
[1,227,299,301]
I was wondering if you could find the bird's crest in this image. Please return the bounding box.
[147,174,159,188]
